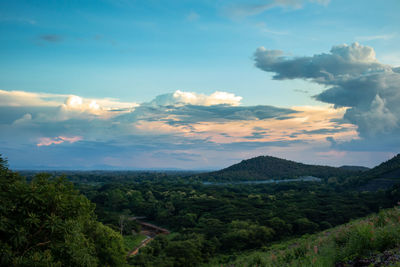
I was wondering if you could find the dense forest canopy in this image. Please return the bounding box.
[79,154,400,266]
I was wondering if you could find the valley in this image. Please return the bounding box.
[2,153,400,266]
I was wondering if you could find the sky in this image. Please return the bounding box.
[0,0,399,169]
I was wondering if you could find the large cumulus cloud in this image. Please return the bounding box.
[0,88,357,169]
[254,42,400,143]
[117,89,297,125]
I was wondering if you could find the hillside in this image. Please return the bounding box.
[339,165,370,172]
[363,154,400,179]
[202,155,361,181]
[357,154,400,191]
[210,206,400,267]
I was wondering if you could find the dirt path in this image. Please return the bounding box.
[127,235,154,257]
[126,218,170,257]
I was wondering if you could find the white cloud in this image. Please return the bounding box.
[330,42,377,63]
[149,90,243,107]
[0,90,63,107]
[12,113,32,125]
[60,95,139,117]
[62,95,102,115]
[344,94,398,137]
[0,90,139,120]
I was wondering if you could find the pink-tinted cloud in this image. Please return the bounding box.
[37,136,83,147]
[134,105,358,145]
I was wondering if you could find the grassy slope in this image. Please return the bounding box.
[206,207,400,267]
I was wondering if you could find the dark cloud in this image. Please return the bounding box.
[172,105,297,122]
[0,107,36,124]
[39,34,63,42]
[328,134,400,152]
[243,131,269,139]
[124,104,297,126]
[275,116,296,120]
[254,42,400,141]
[300,128,347,135]
[254,43,384,83]
[326,136,337,146]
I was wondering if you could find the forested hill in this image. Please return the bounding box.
[201,155,363,181]
[339,165,370,172]
[363,154,400,179]
[355,154,400,191]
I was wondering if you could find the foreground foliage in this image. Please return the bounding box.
[213,207,400,266]
[0,156,127,266]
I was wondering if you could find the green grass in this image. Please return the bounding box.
[206,206,400,266]
[123,234,147,251]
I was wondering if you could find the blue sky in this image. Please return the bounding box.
[0,0,399,169]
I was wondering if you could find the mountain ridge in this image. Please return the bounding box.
[363,154,400,179]
[202,155,364,181]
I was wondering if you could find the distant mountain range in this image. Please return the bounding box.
[201,155,368,181]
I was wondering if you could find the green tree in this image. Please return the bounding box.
[268,217,292,237]
[0,157,126,266]
[294,218,319,235]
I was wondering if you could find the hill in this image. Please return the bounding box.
[363,154,400,179]
[356,154,400,191]
[339,165,370,172]
[202,155,361,181]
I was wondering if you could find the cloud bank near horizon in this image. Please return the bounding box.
[0,87,361,169]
